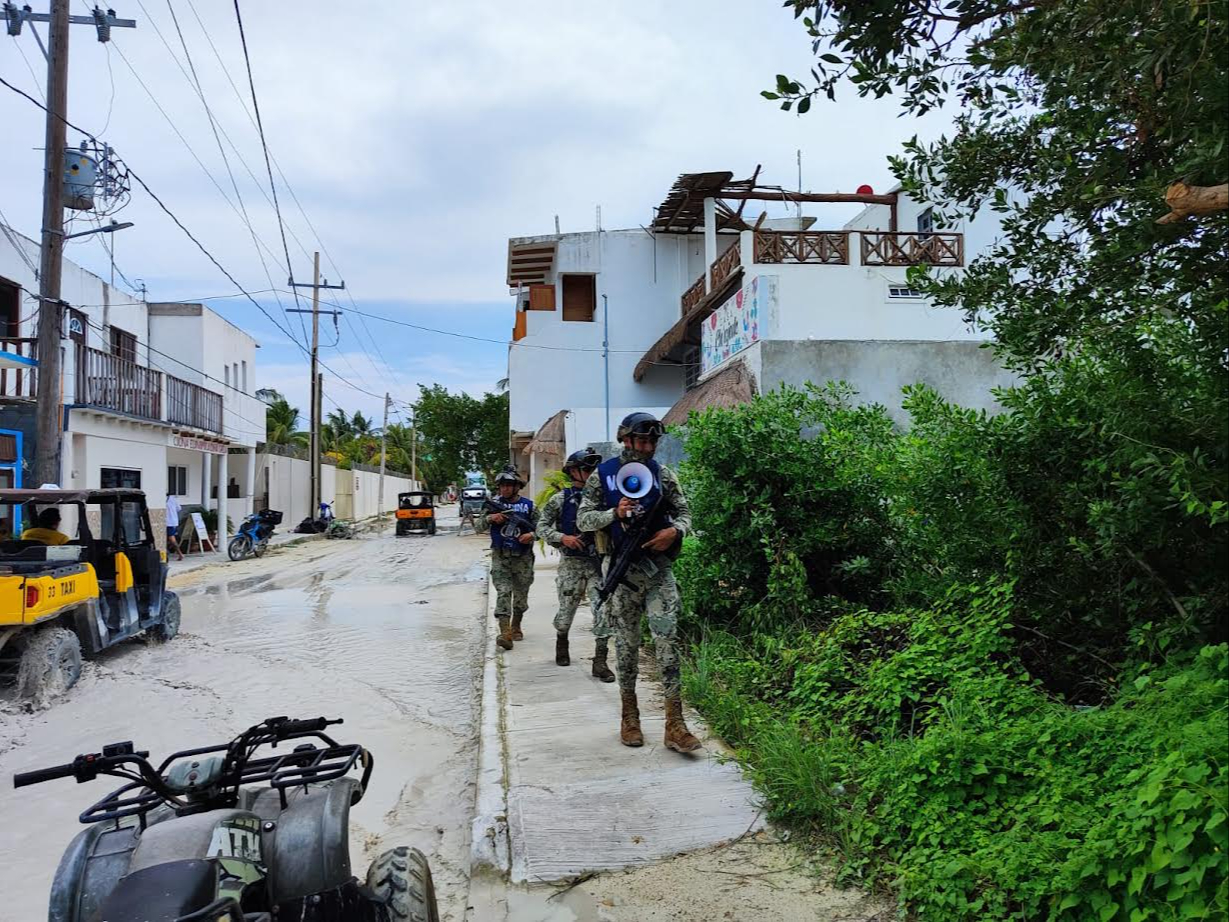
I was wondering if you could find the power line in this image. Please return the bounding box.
[230,0,310,346]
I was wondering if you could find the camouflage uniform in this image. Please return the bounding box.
[476,501,538,622]
[538,490,608,636]
[577,450,691,698]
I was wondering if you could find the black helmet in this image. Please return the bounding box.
[617,412,664,441]
[563,449,602,472]
[494,468,525,487]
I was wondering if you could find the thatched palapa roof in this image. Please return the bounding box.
[662,361,757,428]
[523,409,568,456]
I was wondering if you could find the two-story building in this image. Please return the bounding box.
[505,168,1015,493]
[0,223,265,547]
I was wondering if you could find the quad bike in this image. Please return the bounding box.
[13,716,439,921]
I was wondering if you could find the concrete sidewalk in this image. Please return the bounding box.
[474,554,764,885]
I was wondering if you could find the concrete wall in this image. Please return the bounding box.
[755,339,1018,424]
[508,229,693,439]
[260,450,418,526]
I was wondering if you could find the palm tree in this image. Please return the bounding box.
[266,397,308,447]
[351,411,373,437]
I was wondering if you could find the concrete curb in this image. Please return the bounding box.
[469,568,511,878]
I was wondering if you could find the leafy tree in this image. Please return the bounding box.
[265,396,307,448]
[413,385,510,492]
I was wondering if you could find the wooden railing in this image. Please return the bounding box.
[0,337,37,399]
[75,344,162,420]
[754,231,850,265]
[860,231,963,267]
[681,274,706,316]
[166,374,223,433]
[710,242,742,290]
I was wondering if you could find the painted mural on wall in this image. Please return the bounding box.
[701,275,776,375]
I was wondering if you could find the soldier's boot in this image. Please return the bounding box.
[591,637,615,683]
[511,611,525,641]
[555,632,570,666]
[620,690,644,748]
[663,696,703,753]
[496,617,514,651]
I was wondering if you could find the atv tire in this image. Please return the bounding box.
[17,626,82,698]
[150,591,181,643]
[366,846,439,922]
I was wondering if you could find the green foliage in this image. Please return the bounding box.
[533,469,572,511]
[685,597,1229,922]
[263,393,308,448]
[413,385,509,493]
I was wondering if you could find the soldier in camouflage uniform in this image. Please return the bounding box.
[476,468,538,651]
[578,412,702,753]
[538,449,615,681]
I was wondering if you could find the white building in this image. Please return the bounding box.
[505,169,1015,492]
[0,224,265,547]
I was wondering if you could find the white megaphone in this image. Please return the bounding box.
[615,461,654,517]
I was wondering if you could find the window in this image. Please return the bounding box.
[916,208,934,240]
[560,275,596,322]
[682,344,701,390]
[241,360,248,393]
[167,465,187,496]
[887,285,926,300]
[224,365,231,388]
[101,467,141,489]
[110,326,137,363]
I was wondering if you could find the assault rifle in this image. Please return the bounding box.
[594,497,679,612]
[482,498,535,536]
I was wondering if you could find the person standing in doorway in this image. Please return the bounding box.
[578,412,702,753]
[166,492,185,561]
[476,469,537,650]
[538,449,615,680]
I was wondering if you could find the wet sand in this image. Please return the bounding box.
[0,515,488,921]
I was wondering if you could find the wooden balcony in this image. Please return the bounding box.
[860,231,963,267]
[754,230,850,265]
[0,337,38,400]
[681,274,706,316]
[75,344,162,421]
[166,374,223,433]
[710,243,742,290]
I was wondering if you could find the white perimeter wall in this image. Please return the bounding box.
[260,452,419,527]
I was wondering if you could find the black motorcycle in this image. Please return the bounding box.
[13,716,438,921]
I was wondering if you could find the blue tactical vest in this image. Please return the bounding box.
[558,487,594,558]
[597,456,662,554]
[489,497,534,553]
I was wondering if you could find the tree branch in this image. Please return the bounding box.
[1156,181,1229,224]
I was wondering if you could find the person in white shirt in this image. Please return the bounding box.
[166,493,185,560]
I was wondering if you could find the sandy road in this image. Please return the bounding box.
[0,514,489,921]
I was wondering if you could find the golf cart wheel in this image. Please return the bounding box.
[150,591,181,643]
[17,626,82,698]
[227,535,252,561]
[366,846,439,922]
[428,522,436,536]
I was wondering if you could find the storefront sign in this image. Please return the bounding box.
[701,275,775,375]
[173,434,227,455]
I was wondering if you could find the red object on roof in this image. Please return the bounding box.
[856,184,874,195]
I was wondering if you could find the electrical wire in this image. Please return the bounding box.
[10,34,45,103]
[230,0,311,347]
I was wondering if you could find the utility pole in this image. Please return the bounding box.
[410,404,417,488]
[377,392,389,521]
[17,2,136,485]
[288,252,343,517]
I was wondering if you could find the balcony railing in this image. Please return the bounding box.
[166,374,223,433]
[710,242,742,290]
[681,274,706,316]
[0,337,37,399]
[755,230,850,265]
[75,344,162,420]
[860,231,963,267]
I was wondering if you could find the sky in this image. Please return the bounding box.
[0,0,948,425]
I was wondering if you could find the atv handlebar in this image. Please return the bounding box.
[13,743,152,789]
[13,761,78,788]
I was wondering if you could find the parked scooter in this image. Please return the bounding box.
[228,508,282,561]
[295,501,336,535]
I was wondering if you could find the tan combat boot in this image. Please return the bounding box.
[591,638,615,683]
[620,690,644,748]
[496,617,514,650]
[511,612,525,641]
[663,697,702,753]
[555,632,570,666]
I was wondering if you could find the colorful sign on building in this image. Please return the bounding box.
[701,275,775,375]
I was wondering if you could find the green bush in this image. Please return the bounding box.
[684,600,1228,922]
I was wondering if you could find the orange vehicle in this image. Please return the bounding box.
[395,491,436,536]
